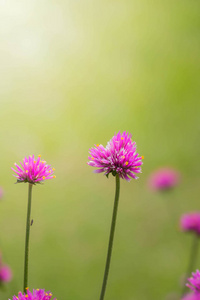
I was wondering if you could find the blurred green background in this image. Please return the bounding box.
[0,0,200,299]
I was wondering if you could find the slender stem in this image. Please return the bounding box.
[182,234,199,296]
[23,183,33,293]
[99,174,120,300]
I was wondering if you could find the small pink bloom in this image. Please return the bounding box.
[148,167,180,191]
[180,213,200,235]
[9,288,57,300]
[0,187,4,199]
[186,270,200,293]
[0,264,12,282]
[12,155,56,184]
[87,131,143,181]
[182,293,200,300]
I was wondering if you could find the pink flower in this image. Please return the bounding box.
[182,293,200,300]
[180,213,200,235]
[186,270,200,293]
[0,187,3,199]
[181,271,200,299]
[12,155,56,184]
[87,131,143,181]
[9,288,57,300]
[148,167,180,191]
[0,264,12,282]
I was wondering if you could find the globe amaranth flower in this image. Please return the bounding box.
[88,131,143,181]
[0,264,12,282]
[12,155,56,184]
[185,270,200,294]
[9,288,57,300]
[180,213,200,235]
[148,167,180,191]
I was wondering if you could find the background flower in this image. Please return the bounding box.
[182,293,200,300]
[148,167,180,191]
[0,252,12,284]
[186,270,200,292]
[0,264,12,283]
[180,213,200,235]
[181,271,200,299]
[0,187,4,200]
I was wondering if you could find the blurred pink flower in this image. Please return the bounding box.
[186,270,200,293]
[0,187,3,199]
[180,213,200,235]
[181,271,200,299]
[12,155,56,184]
[10,288,56,300]
[148,167,180,191]
[0,264,12,282]
[88,131,143,181]
[182,293,200,300]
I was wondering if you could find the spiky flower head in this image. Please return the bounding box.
[148,167,180,191]
[88,131,143,181]
[181,271,200,299]
[9,288,57,300]
[12,155,56,184]
[186,270,200,293]
[180,213,200,235]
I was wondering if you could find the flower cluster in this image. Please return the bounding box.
[10,288,57,300]
[148,167,180,191]
[12,155,55,184]
[88,131,143,181]
[0,252,12,283]
[180,213,200,235]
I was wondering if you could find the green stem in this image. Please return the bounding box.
[99,174,120,300]
[23,183,33,293]
[182,234,199,296]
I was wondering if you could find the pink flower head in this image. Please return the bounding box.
[180,213,200,235]
[186,270,200,293]
[12,155,56,184]
[0,264,12,282]
[9,288,57,300]
[88,131,143,181]
[148,167,180,191]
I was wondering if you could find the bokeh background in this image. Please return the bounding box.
[0,0,200,299]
